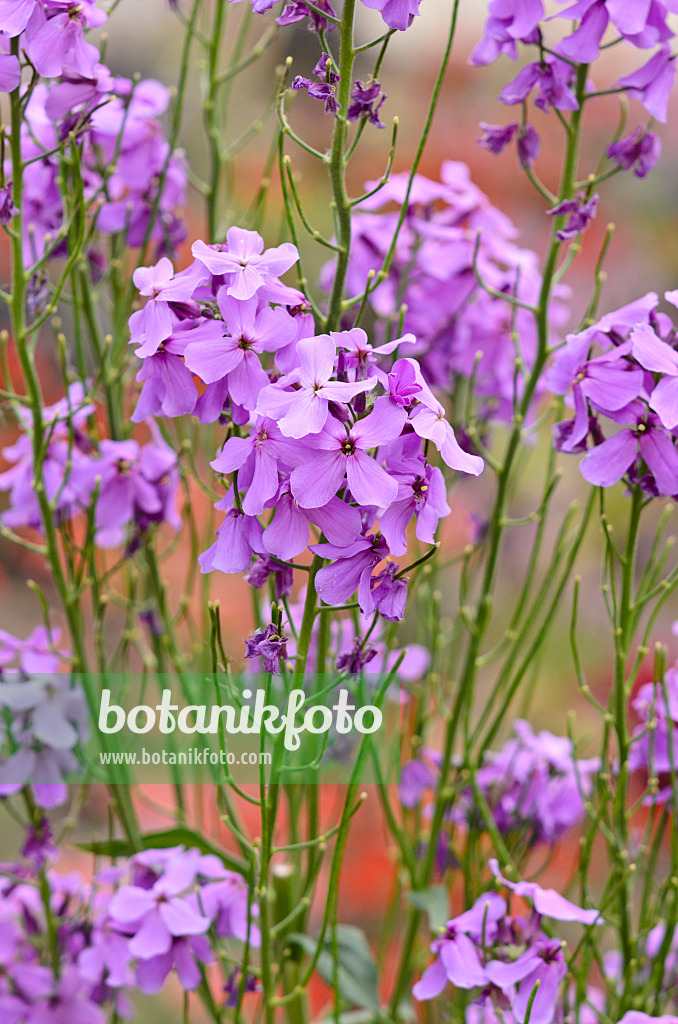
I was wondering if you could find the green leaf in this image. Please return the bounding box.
[75,827,248,875]
[407,886,449,933]
[289,926,381,1013]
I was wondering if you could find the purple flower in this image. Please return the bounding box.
[22,819,57,868]
[474,720,598,842]
[0,0,39,37]
[359,0,420,32]
[547,193,598,242]
[517,124,540,167]
[0,53,19,93]
[289,397,405,509]
[276,0,337,31]
[347,79,386,127]
[23,2,106,80]
[617,47,677,123]
[293,55,341,114]
[130,258,207,359]
[546,333,644,453]
[0,626,69,676]
[262,484,362,560]
[312,533,390,609]
[381,443,451,556]
[199,501,265,575]
[477,122,518,155]
[579,405,678,494]
[413,891,507,999]
[244,623,288,674]
[183,293,298,411]
[629,659,678,803]
[485,938,567,1024]
[0,182,18,223]
[399,748,442,808]
[500,58,579,113]
[489,860,601,924]
[469,0,543,65]
[192,227,299,301]
[245,557,294,599]
[72,434,182,549]
[335,640,378,674]
[256,333,377,439]
[108,866,211,962]
[0,676,89,807]
[608,127,661,178]
[557,0,675,64]
[630,320,678,429]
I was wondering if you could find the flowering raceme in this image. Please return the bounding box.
[0,840,257,1021]
[129,228,483,631]
[0,384,181,550]
[413,870,601,1024]
[326,162,569,423]
[549,291,678,495]
[9,72,187,265]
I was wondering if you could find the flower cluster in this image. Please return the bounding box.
[234,0,419,33]
[629,656,678,804]
[0,672,88,808]
[16,75,186,266]
[413,864,601,1024]
[400,720,597,845]
[549,291,678,495]
[0,3,185,263]
[0,384,181,549]
[0,841,257,1021]
[326,162,568,423]
[130,227,483,630]
[471,0,677,125]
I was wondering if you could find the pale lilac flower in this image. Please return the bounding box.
[289,397,405,509]
[24,2,106,80]
[469,0,543,65]
[256,334,377,438]
[629,659,678,802]
[0,626,69,676]
[263,484,362,560]
[489,859,601,924]
[399,748,442,808]
[359,0,420,31]
[192,228,298,301]
[183,293,297,410]
[0,182,18,222]
[199,501,265,575]
[630,321,678,429]
[485,939,567,1024]
[0,53,19,93]
[617,47,677,123]
[130,259,207,359]
[413,892,506,1000]
[381,443,450,555]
